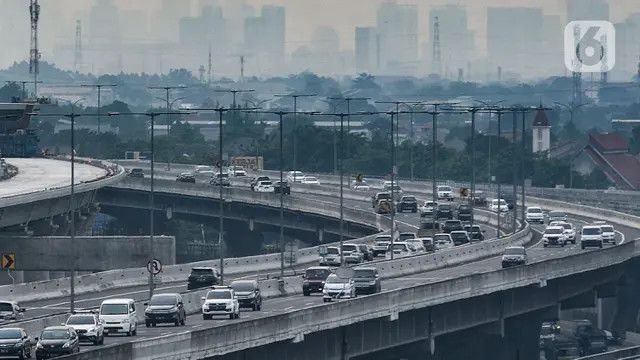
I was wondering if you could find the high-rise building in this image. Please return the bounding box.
[376,1,418,75]
[487,7,544,78]
[429,5,475,79]
[355,27,378,73]
[154,0,192,42]
[244,5,285,74]
[613,14,640,81]
[566,0,609,21]
[179,5,226,51]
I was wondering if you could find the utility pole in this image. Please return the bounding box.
[148,85,187,170]
[81,84,117,134]
[29,0,40,98]
[327,96,370,161]
[274,93,317,178]
[215,88,255,109]
[377,100,423,179]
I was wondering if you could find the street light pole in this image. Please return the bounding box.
[148,85,188,171]
[80,84,117,134]
[274,93,316,179]
[496,110,503,239]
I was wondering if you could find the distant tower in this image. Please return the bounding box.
[198,65,206,83]
[207,44,212,87]
[74,20,82,72]
[457,68,463,82]
[240,55,245,83]
[29,0,40,97]
[571,24,583,105]
[497,66,502,81]
[432,16,442,76]
[532,106,551,155]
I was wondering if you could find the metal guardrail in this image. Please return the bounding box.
[578,345,640,360]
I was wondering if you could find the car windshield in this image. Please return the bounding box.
[402,196,416,202]
[378,193,391,199]
[438,186,451,191]
[305,269,330,279]
[439,205,451,210]
[375,241,390,247]
[601,226,614,233]
[451,232,467,238]
[67,315,95,325]
[434,235,450,242]
[471,226,481,232]
[504,248,524,256]
[0,303,13,312]
[191,268,213,275]
[386,185,402,191]
[0,329,21,339]
[231,282,256,292]
[207,290,232,300]
[325,274,349,284]
[41,330,70,340]
[549,212,566,218]
[259,181,272,186]
[424,202,436,207]
[353,269,376,278]
[149,295,177,306]
[545,228,563,234]
[342,245,357,252]
[528,208,542,213]
[100,304,128,315]
[459,205,471,211]
[445,221,460,226]
[327,247,339,255]
[583,227,601,235]
[399,233,415,240]
[391,244,408,251]
[559,223,571,230]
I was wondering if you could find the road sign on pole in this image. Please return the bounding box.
[1,254,15,270]
[146,259,162,275]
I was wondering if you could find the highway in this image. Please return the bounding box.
[0,158,107,199]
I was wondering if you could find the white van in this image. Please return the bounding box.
[99,299,137,336]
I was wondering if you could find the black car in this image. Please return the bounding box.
[250,176,271,191]
[209,173,231,187]
[503,194,516,210]
[357,244,374,261]
[144,293,187,327]
[436,204,453,219]
[176,173,196,183]
[450,231,470,246]
[274,181,291,195]
[557,320,608,356]
[302,267,332,296]
[464,225,485,241]
[35,326,80,359]
[353,267,381,295]
[398,196,418,213]
[0,328,31,359]
[187,267,220,290]
[128,168,144,178]
[230,280,262,311]
[457,204,473,222]
[442,220,463,233]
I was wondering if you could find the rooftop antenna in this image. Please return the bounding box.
[29,0,40,97]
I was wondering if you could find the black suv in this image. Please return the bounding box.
[302,267,332,296]
[230,280,262,311]
[457,204,473,222]
[274,181,291,195]
[398,196,418,213]
[442,220,463,233]
[187,267,220,290]
[0,328,31,359]
[144,293,186,327]
[465,225,485,241]
[128,168,144,178]
[353,267,381,295]
[436,204,453,219]
[176,173,196,183]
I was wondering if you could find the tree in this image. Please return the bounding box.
[0,83,21,102]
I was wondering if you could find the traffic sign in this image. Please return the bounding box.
[1,254,15,270]
[146,259,162,275]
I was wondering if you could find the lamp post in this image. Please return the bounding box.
[5,80,42,101]
[215,88,255,109]
[80,84,117,134]
[148,85,187,170]
[327,96,370,163]
[274,93,317,181]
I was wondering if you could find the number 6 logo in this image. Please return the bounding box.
[564,21,616,73]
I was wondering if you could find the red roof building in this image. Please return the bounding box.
[575,132,640,190]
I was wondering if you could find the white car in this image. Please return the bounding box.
[436,185,453,201]
[254,181,274,192]
[550,221,576,244]
[0,301,25,321]
[433,233,454,249]
[501,246,527,268]
[581,226,603,249]
[385,242,412,259]
[201,286,240,320]
[65,312,104,345]
[194,166,216,176]
[231,166,247,177]
[525,207,544,223]
[490,199,509,213]
[287,171,305,183]
[319,246,341,266]
[405,239,426,253]
[322,274,356,302]
[341,244,364,264]
[597,223,616,244]
[420,201,438,218]
[542,226,568,247]
[300,176,320,185]
[352,181,370,191]
[99,299,137,336]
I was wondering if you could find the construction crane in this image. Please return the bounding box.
[29,0,40,98]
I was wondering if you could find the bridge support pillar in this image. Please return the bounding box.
[611,269,640,336]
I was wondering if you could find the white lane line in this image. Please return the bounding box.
[305,302,314,306]
[284,306,294,311]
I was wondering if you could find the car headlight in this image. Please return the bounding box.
[248,293,256,298]
[87,327,96,333]
[13,341,22,348]
[62,342,70,349]
[36,343,43,350]
[323,288,329,294]
[122,318,130,323]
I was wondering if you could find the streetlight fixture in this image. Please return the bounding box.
[327,96,370,161]
[5,80,42,101]
[274,93,317,181]
[148,86,188,170]
[214,88,255,109]
[80,84,117,134]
